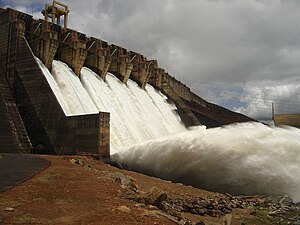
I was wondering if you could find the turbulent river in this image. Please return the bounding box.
[36,57,300,202]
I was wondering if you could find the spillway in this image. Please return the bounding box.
[40,60,187,153]
[81,67,187,152]
[38,59,300,202]
[52,61,98,115]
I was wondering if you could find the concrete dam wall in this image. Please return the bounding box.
[0,7,254,156]
[0,8,109,158]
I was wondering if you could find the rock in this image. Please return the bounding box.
[196,208,206,215]
[116,205,131,213]
[83,165,91,170]
[279,195,294,206]
[70,158,82,165]
[108,172,138,191]
[138,187,167,208]
[195,222,205,225]
[4,207,14,212]
[207,209,223,217]
[134,203,145,208]
[146,205,159,210]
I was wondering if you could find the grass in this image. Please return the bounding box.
[273,114,300,127]
[240,206,271,225]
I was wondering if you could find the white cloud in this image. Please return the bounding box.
[235,82,300,120]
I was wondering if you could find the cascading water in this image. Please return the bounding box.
[51,61,98,115]
[35,57,71,115]
[42,59,187,152]
[80,67,186,152]
[37,59,300,202]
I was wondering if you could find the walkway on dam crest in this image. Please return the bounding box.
[0,154,50,192]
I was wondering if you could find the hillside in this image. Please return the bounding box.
[1,155,299,225]
[273,114,300,128]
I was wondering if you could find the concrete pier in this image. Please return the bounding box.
[148,60,164,89]
[29,19,59,69]
[129,51,150,89]
[85,37,111,80]
[108,44,133,84]
[57,30,87,76]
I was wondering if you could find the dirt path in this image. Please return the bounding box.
[0,153,50,192]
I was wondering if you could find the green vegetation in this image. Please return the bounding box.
[241,206,271,225]
[274,114,300,128]
[0,154,3,160]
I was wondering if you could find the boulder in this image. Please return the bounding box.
[138,187,168,208]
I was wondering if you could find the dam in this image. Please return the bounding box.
[0,5,254,158]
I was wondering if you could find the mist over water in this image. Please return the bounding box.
[112,123,300,202]
[37,59,300,202]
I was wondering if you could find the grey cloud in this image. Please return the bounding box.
[235,82,300,120]
[4,0,300,120]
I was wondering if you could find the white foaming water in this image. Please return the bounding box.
[34,57,71,115]
[112,123,300,201]
[37,59,300,201]
[80,67,186,152]
[51,61,98,115]
[37,59,186,152]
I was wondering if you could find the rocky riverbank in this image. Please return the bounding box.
[1,155,299,224]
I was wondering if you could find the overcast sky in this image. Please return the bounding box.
[2,0,300,121]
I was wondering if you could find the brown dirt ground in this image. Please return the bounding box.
[0,155,271,225]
